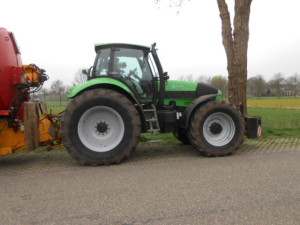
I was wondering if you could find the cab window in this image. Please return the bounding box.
[94,48,110,77]
[113,48,154,103]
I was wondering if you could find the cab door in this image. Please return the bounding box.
[111,47,155,104]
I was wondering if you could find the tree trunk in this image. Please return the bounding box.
[217,0,252,114]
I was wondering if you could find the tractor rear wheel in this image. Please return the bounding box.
[61,89,141,165]
[188,100,244,156]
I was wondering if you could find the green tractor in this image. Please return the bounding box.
[61,43,260,165]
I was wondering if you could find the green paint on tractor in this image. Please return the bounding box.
[68,77,133,98]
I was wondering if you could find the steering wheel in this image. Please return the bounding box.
[128,68,140,80]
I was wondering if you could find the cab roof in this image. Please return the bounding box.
[94,43,150,53]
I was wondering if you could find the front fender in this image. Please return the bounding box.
[180,94,220,129]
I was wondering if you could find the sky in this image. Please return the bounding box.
[1,0,300,87]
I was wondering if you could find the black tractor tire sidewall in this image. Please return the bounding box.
[61,89,141,165]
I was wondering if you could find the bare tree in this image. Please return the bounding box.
[178,75,186,81]
[195,75,212,84]
[64,85,71,99]
[270,73,285,98]
[247,77,256,97]
[210,75,228,98]
[39,87,49,102]
[185,74,194,82]
[73,68,88,85]
[51,79,66,105]
[155,0,185,14]
[156,0,253,113]
[286,73,300,97]
[178,74,195,81]
[247,74,266,97]
[254,75,266,97]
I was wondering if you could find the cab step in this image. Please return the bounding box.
[143,105,160,132]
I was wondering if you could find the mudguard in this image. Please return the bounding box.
[180,94,220,129]
[67,77,148,132]
[68,77,134,98]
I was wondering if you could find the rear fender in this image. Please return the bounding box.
[67,78,148,132]
[68,78,134,98]
[180,94,220,129]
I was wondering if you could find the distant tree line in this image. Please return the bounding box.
[179,73,300,98]
[35,69,300,104]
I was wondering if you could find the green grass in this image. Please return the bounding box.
[140,132,178,144]
[47,104,68,114]
[47,101,70,114]
[248,108,300,138]
[248,108,300,127]
[48,106,66,114]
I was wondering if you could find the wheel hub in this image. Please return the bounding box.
[203,112,235,147]
[78,106,125,152]
[96,121,109,135]
[209,122,222,135]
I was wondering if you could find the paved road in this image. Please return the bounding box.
[0,138,299,225]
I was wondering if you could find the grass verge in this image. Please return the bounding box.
[248,108,300,138]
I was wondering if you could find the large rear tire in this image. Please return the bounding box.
[61,89,141,165]
[188,100,244,156]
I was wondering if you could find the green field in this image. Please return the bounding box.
[248,108,300,138]
[246,97,300,138]
[47,102,69,114]
[46,97,300,139]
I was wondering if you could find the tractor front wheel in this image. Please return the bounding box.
[61,89,141,165]
[188,100,244,156]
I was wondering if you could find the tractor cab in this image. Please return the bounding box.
[91,43,158,104]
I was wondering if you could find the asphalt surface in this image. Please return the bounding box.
[0,138,299,225]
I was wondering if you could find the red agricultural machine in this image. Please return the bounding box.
[0,28,62,155]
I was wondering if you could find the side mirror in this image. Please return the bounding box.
[151,42,157,52]
[163,72,169,81]
[82,69,89,75]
